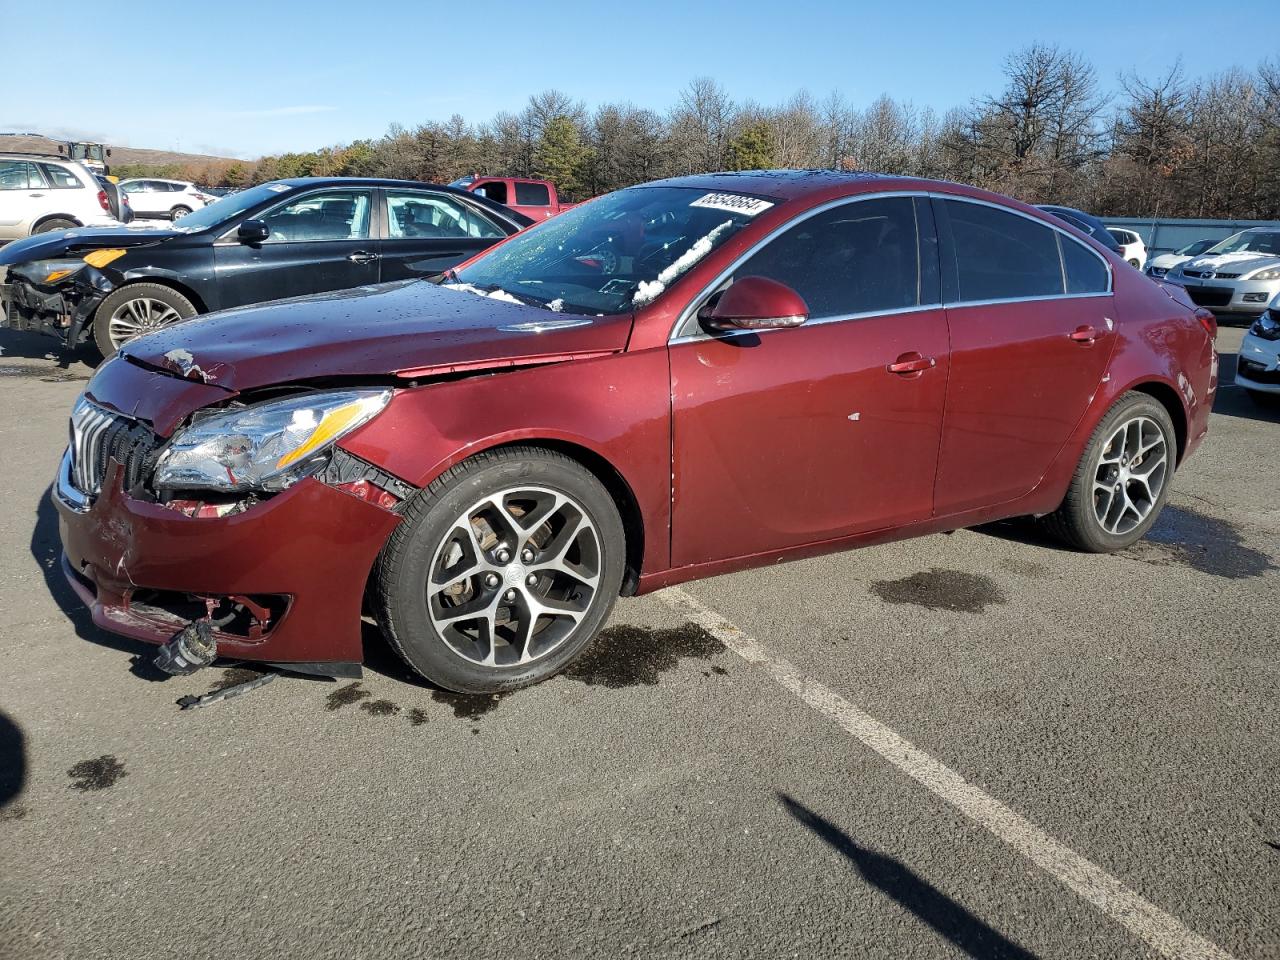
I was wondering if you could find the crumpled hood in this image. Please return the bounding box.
[0,224,180,266]
[1182,251,1280,276]
[121,279,631,392]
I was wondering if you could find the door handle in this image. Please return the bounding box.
[347,251,379,264]
[887,352,936,376]
[1069,325,1098,344]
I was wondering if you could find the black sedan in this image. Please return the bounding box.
[1035,204,1125,257]
[0,177,530,357]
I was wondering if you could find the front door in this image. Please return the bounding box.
[670,195,949,567]
[213,188,378,310]
[931,197,1116,514]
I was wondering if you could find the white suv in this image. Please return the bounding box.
[118,178,214,220]
[0,154,121,241]
[1107,228,1147,270]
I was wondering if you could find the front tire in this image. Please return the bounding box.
[1044,392,1176,552]
[92,283,198,358]
[375,447,626,693]
[170,205,192,220]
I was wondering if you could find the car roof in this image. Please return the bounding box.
[639,169,922,201]
[0,152,75,164]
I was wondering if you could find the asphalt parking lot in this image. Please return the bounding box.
[0,325,1276,960]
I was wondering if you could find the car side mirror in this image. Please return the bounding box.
[237,220,270,244]
[700,276,808,332]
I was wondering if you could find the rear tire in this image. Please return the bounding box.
[170,206,191,220]
[92,283,198,358]
[375,446,626,693]
[1043,392,1176,552]
[33,217,77,234]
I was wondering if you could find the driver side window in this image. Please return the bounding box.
[261,190,371,243]
[733,197,925,319]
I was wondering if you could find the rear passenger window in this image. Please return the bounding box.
[1060,234,1110,294]
[514,182,550,206]
[40,164,80,188]
[734,197,922,318]
[942,200,1064,302]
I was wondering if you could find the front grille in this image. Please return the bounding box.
[1182,269,1209,279]
[69,399,162,496]
[1184,285,1233,307]
[1215,272,1241,280]
[1238,358,1280,384]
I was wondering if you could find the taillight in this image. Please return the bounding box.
[97,189,110,213]
[1194,307,1217,340]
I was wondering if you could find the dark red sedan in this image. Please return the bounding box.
[55,171,1218,692]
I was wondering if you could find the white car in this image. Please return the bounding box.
[1145,238,1215,279]
[118,178,214,220]
[1236,294,1280,400]
[0,153,121,241]
[1107,228,1147,269]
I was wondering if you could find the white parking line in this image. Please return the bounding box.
[659,586,1237,960]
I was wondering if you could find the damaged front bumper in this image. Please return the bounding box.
[54,452,403,676]
[2,263,114,344]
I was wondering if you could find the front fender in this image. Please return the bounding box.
[340,348,673,577]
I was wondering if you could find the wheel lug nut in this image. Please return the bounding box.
[504,588,517,601]
[526,574,538,587]
[484,573,499,588]
[495,549,511,564]
[521,548,534,563]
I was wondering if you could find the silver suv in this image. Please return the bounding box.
[1168,228,1280,319]
[0,154,122,242]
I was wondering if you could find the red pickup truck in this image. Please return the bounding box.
[449,175,576,221]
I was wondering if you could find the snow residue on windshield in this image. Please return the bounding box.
[633,219,735,305]
[442,281,524,305]
[547,298,564,312]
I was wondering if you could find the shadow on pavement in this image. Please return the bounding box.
[29,485,154,667]
[0,327,98,370]
[0,712,26,811]
[779,793,1039,960]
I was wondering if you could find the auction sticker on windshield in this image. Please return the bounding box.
[690,193,774,216]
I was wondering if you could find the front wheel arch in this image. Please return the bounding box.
[474,439,644,595]
[31,214,82,232]
[112,276,210,315]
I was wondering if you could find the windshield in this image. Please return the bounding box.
[451,186,773,315]
[169,182,293,233]
[1206,230,1280,257]
[1177,239,1213,256]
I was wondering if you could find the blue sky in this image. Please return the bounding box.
[2,0,1272,159]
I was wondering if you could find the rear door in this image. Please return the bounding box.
[670,194,949,566]
[212,187,378,310]
[378,188,510,281]
[931,197,1115,514]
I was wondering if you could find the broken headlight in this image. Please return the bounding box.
[154,390,392,493]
